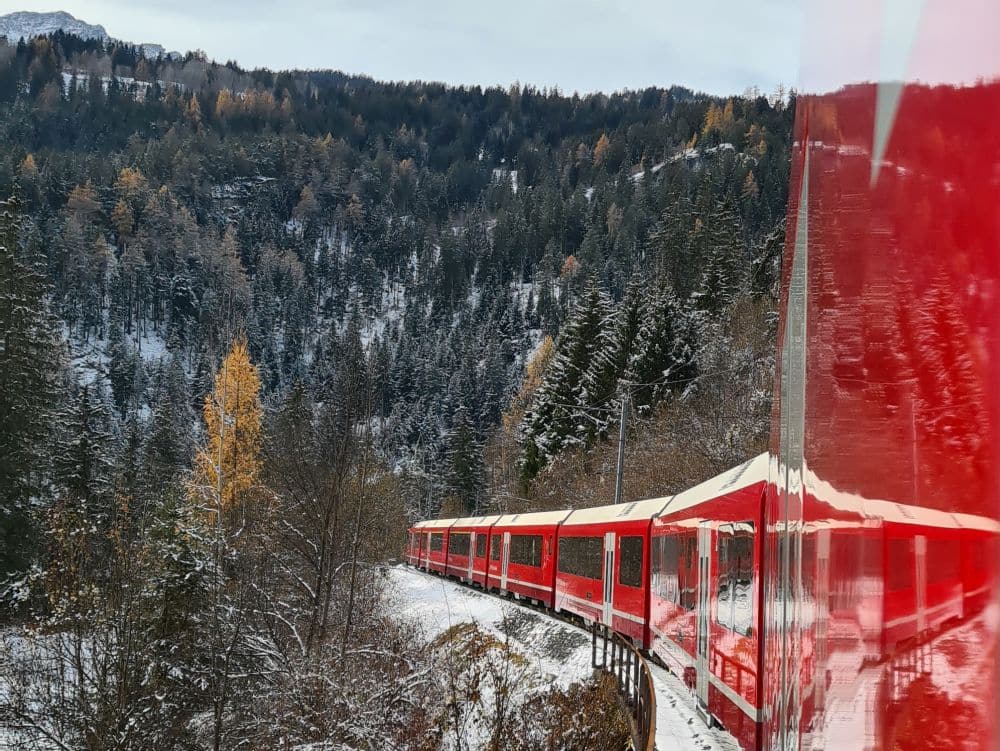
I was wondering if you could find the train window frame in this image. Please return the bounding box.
[491,535,501,561]
[476,533,488,558]
[429,533,443,553]
[618,536,644,589]
[716,522,754,637]
[558,535,604,580]
[448,532,471,557]
[509,534,543,567]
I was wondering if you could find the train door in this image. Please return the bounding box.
[501,532,511,590]
[696,521,712,711]
[603,532,616,626]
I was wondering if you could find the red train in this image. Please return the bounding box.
[407,457,997,751]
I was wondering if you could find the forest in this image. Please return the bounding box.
[0,31,792,750]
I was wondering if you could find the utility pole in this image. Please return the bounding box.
[614,390,628,504]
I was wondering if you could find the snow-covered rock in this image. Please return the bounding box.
[0,10,179,59]
[0,10,108,43]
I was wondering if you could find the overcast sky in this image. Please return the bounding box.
[15,1,802,95]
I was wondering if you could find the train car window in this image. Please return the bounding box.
[927,538,960,584]
[448,532,470,556]
[717,527,733,630]
[509,534,543,567]
[558,536,604,580]
[680,534,697,611]
[652,535,679,604]
[491,535,502,560]
[619,536,644,588]
[718,523,754,635]
[429,533,443,552]
[732,524,754,636]
[476,534,487,558]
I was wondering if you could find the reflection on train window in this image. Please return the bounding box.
[559,536,604,580]
[651,532,697,610]
[476,533,487,558]
[429,533,443,552]
[717,523,754,636]
[491,535,501,560]
[888,538,914,591]
[618,536,643,588]
[509,534,543,567]
[448,532,470,556]
[927,538,960,584]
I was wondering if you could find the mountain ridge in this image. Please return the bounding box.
[0,9,176,59]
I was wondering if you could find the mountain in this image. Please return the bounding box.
[0,10,108,43]
[0,10,173,58]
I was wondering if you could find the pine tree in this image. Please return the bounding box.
[693,200,747,313]
[0,196,64,578]
[145,355,195,489]
[191,336,263,513]
[445,405,485,514]
[625,283,699,412]
[53,382,116,517]
[520,278,612,477]
[578,276,645,441]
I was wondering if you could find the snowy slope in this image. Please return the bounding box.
[387,565,737,751]
[386,565,593,689]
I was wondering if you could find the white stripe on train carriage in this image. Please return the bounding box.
[558,592,602,611]
[708,672,761,722]
[503,577,553,593]
[650,626,696,661]
[557,593,645,625]
[883,594,963,628]
[613,609,646,625]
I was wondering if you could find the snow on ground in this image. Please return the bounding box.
[387,565,735,751]
[386,566,593,689]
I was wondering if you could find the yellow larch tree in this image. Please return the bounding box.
[593,133,611,165]
[192,336,263,512]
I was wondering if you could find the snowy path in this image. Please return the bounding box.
[386,566,736,751]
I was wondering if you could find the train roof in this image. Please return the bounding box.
[561,496,672,526]
[658,453,769,518]
[494,509,573,528]
[451,514,503,527]
[803,464,1000,532]
[413,518,457,530]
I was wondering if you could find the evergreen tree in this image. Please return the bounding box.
[445,405,485,514]
[0,196,64,578]
[520,278,612,477]
[692,200,747,312]
[578,276,645,441]
[625,283,699,412]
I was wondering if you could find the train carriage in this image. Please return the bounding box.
[418,518,455,574]
[487,510,570,607]
[649,453,768,751]
[445,515,501,586]
[555,497,671,647]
